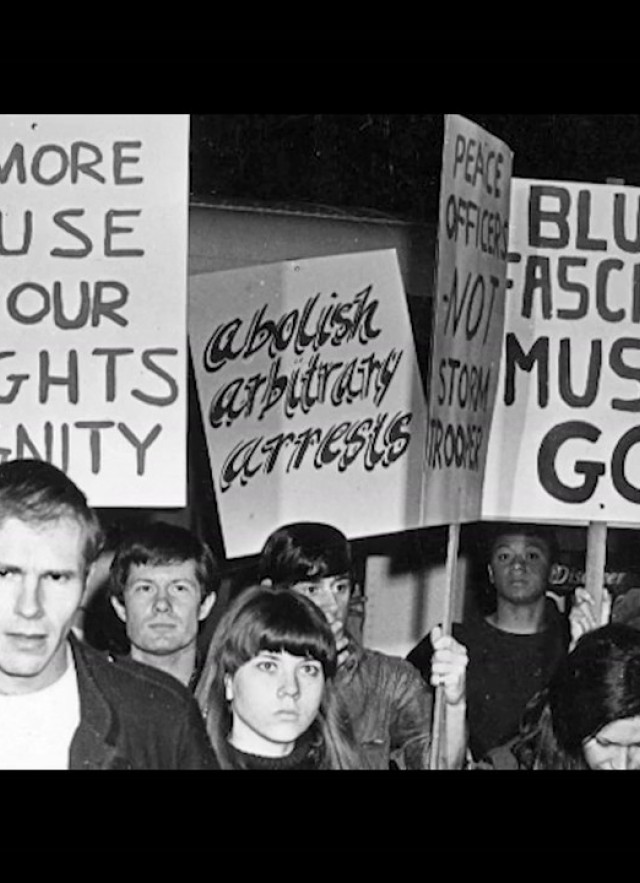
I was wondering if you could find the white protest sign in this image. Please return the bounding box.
[422,114,513,525]
[0,114,189,506]
[189,249,428,558]
[483,177,640,525]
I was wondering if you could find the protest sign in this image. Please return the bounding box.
[189,249,428,558]
[0,114,190,506]
[483,178,640,527]
[422,114,514,526]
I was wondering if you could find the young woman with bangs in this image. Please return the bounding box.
[194,584,360,769]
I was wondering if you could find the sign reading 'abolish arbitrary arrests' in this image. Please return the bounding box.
[0,114,190,506]
[189,250,428,558]
[422,114,513,526]
[483,177,640,525]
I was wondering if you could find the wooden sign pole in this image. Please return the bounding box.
[429,522,460,770]
[585,521,608,626]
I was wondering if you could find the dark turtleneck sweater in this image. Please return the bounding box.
[226,730,321,770]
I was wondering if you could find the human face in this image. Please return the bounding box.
[583,716,640,770]
[0,516,86,695]
[111,561,215,658]
[227,650,325,758]
[291,574,352,634]
[488,534,551,606]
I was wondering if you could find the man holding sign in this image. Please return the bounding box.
[408,522,570,761]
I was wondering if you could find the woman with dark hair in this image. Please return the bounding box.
[194,584,360,769]
[489,624,640,770]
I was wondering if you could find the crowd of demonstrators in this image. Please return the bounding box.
[407,522,570,762]
[108,522,218,690]
[257,522,468,770]
[0,459,217,770]
[195,584,360,769]
[4,453,640,772]
[484,624,640,770]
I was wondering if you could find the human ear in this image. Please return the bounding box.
[198,592,216,621]
[224,674,234,702]
[110,595,128,624]
[487,564,495,584]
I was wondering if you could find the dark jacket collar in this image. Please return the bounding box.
[68,635,121,770]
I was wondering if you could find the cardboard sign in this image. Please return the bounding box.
[0,114,190,506]
[483,177,640,526]
[422,114,513,525]
[189,249,428,558]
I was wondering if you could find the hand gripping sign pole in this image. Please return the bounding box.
[428,521,460,771]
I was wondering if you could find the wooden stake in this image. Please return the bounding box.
[429,522,460,770]
[585,521,608,625]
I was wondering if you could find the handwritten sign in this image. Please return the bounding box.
[483,177,640,526]
[422,114,513,525]
[0,114,189,506]
[189,249,428,558]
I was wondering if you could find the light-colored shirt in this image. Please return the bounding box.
[0,646,80,770]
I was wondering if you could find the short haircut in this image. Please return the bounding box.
[109,521,218,603]
[0,458,103,569]
[258,522,352,586]
[484,521,558,564]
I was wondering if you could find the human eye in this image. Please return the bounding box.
[301,661,322,678]
[134,582,154,594]
[0,567,17,580]
[171,582,191,594]
[255,658,278,673]
[45,571,72,584]
[296,583,318,597]
[334,580,351,595]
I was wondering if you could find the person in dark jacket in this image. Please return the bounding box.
[109,522,218,690]
[195,584,360,769]
[407,522,570,762]
[257,522,468,770]
[0,458,217,770]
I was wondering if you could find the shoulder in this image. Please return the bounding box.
[358,647,429,694]
[73,639,196,715]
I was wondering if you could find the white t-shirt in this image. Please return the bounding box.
[0,646,81,770]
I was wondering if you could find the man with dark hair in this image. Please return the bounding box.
[0,458,217,770]
[259,521,468,770]
[407,522,570,761]
[110,522,218,689]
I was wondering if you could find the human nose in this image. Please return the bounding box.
[510,554,526,572]
[317,587,339,619]
[611,747,630,770]
[277,668,300,698]
[15,575,44,619]
[152,585,172,612]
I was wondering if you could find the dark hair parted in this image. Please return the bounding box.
[512,624,640,770]
[0,458,102,568]
[109,521,218,602]
[258,522,352,585]
[195,584,359,769]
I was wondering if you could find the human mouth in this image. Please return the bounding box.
[7,633,48,651]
